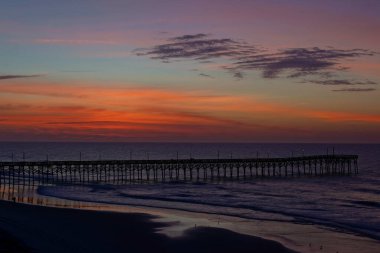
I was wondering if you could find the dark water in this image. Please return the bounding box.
[1,142,379,240]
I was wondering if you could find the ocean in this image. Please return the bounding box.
[1,142,379,240]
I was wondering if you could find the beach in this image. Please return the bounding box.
[0,200,297,253]
[0,195,379,253]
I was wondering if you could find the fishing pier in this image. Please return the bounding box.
[0,154,358,186]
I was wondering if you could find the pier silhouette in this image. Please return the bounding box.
[0,155,358,186]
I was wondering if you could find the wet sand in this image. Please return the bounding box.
[0,200,296,253]
[0,228,31,253]
[1,186,380,253]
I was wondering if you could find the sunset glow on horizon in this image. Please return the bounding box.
[1,1,379,142]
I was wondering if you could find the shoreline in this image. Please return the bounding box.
[2,182,380,253]
[37,184,380,241]
[0,194,379,253]
[0,200,297,253]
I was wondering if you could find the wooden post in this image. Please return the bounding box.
[291,161,294,177]
[303,160,306,175]
[284,162,287,177]
[297,161,300,177]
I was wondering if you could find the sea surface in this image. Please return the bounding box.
[1,142,379,240]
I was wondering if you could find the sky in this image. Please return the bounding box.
[0,0,379,142]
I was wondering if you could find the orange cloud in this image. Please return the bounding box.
[306,111,380,123]
[0,80,379,141]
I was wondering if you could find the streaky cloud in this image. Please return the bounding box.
[136,34,258,61]
[170,33,208,41]
[136,34,376,90]
[233,47,374,79]
[199,73,213,78]
[0,74,43,80]
[332,88,376,92]
[234,72,244,79]
[309,79,377,86]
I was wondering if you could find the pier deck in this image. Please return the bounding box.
[0,155,358,186]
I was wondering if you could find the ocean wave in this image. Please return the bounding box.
[38,181,380,241]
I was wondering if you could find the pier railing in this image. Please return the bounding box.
[0,155,358,186]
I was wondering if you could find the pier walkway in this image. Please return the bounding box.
[0,155,358,186]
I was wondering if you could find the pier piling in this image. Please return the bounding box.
[0,155,358,186]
